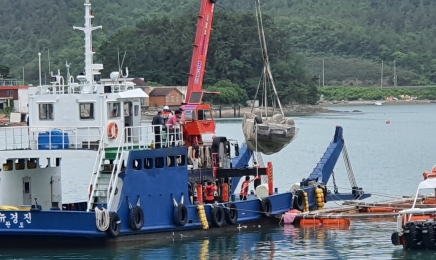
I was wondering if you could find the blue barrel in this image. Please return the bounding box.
[38,132,50,150]
[38,131,69,150]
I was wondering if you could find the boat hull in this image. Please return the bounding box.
[0,192,292,247]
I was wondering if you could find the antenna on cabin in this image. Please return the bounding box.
[38,52,42,86]
[66,61,71,85]
[48,49,51,76]
[118,49,127,78]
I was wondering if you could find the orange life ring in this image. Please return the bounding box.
[108,122,119,139]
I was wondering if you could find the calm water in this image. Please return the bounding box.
[3,104,436,259]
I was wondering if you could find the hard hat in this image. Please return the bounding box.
[163,106,169,110]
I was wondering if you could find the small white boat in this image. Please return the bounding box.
[374,102,382,106]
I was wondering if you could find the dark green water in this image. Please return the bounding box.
[3,104,436,259]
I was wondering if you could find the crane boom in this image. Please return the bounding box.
[186,0,216,104]
[181,0,217,146]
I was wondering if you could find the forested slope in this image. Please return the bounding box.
[0,0,435,100]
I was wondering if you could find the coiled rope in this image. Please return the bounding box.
[95,207,110,231]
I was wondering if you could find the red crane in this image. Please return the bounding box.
[181,0,218,146]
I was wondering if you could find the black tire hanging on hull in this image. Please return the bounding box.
[129,206,145,231]
[260,198,272,217]
[211,206,225,227]
[106,212,121,238]
[225,203,238,225]
[173,204,188,227]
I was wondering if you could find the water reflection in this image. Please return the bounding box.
[1,220,422,260]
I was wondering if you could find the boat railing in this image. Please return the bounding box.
[119,124,184,151]
[35,81,136,95]
[0,126,104,151]
[105,124,184,209]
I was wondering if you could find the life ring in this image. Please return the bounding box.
[108,122,119,139]
[260,197,273,217]
[293,189,305,211]
[211,206,225,227]
[224,203,238,225]
[173,204,188,227]
[106,212,121,238]
[129,206,144,231]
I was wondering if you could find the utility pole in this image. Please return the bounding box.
[393,59,397,88]
[322,57,325,87]
[380,60,383,89]
[318,75,321,87]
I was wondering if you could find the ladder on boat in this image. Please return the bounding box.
[87,132,130,211]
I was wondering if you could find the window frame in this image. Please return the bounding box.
[108,102,121,119]
[79,103,95,120]
[39,103,54,120]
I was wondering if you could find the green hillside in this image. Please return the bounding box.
[0,0,435,92]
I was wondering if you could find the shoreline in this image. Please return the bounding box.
[142,100,435,120]
[319,99,434,107]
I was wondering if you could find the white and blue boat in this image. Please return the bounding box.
[0,0,370,247]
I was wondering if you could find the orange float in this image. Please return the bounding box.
[196,184,204,204]
[322,218,351,226]
[365,207,396,213]
[403,214,434,222]
[299,219,321,227]
[221,183,229,202]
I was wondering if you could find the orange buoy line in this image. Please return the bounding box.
[299,218,351,229]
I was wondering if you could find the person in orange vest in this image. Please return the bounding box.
[240,176,254,201]
[253,161,261,190]
[204,181,217,204]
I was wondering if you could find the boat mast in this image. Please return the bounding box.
[73,0,102,84]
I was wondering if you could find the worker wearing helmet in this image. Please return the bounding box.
[162,106,173,131]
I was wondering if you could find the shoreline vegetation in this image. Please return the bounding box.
[143,87,436,119]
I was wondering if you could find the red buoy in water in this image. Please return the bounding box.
[386,120,391,124]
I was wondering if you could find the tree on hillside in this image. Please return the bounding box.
[98,12,318,104]
[0,65,10,78]
[204,80,248,105]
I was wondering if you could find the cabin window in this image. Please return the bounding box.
[134,105,139,117]
[144,158,153,169]
[39,103,54,120]
[167,156,176,167]
[108,102,120,118]
[184,110,195,121]
[7,90,13,97]
[79,103,94,119]
[155,157,165,168]
[133,159,142,170]
[198,110,211,120]
[177,155,186,166]
[171,96,175,102]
